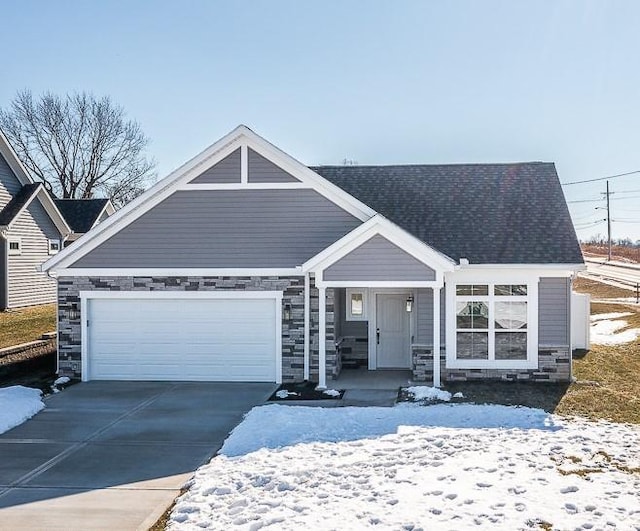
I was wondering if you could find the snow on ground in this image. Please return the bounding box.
[405,386,452,402]
[0,386,45,434]
[590,313,640,345]
[169,404,640,530]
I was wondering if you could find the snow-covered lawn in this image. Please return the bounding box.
[170,404,640,530]
[0,386,45,434]
[590,312,640,345]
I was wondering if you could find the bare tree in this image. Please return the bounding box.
[0,90,156,207]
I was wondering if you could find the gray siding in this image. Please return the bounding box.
[415,287,445,344]
[0,152,23,209]
[539,277,570,346]
[324,235,436,282]
[73,189,362,268]
[248,148,300,183]
[190,148,241,184]
[7,199,59,308]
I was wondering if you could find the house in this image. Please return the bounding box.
[42,125,584,388]
[53,199,115,246]
[0,130,71,310]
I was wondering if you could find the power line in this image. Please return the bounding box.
[561,169,640,186]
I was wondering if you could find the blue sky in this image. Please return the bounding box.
[2,0,639,241]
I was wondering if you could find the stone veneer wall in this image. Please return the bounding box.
[57,276,306,381]
[412,345,570,383]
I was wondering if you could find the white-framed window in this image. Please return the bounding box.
[448,281,537,369]
[346,288,367,321]
[8,238,21,255]
[49,239,61,255]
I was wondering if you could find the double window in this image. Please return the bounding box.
[452,283,534,368]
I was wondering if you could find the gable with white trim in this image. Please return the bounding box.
[324,234,436,282]
[46,126,378,272]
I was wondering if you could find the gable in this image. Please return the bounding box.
[189,148,241,184]
[44,126,375,272]
[323,234,437,282]
[248,148,300,183]
[72,189,362,268]
[0,152,23,208]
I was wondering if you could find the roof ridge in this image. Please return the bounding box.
[310,161,553,169]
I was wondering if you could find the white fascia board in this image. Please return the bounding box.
[90,200,117,229]
[303,214,456,273]
[55,267,303,277]
[0,130,34,186]
[43,124,375,273]
[451,265,585,279]
[316,280,442,289]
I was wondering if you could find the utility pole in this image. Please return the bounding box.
[606,180,612,261]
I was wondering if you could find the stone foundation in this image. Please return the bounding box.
[412,345,570,383]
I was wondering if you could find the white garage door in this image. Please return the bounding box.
[87,296,278,382]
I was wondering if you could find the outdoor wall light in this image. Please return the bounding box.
[68,307,80,321]
[283,303,292,321]
[405,295,414,313]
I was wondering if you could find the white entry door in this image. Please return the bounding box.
[376,294,411,368]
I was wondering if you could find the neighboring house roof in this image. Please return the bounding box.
[312,163,583,264]
[53,198,113,233]
[0,183,42,226]
[0,129,71,236]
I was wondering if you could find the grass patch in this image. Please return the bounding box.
[554,300,640,424]
[0,304,56,349]
[573,277,635,299]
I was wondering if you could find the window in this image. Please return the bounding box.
[346,288,367,321]
[49,239,61,255]
[452,282,534,367]
[8,239,21,255]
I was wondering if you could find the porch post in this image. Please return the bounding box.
[318,286,327,389]
[433,287,441,387]
[303,273,310,381]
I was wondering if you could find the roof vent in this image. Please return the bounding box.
[459,258,469,266]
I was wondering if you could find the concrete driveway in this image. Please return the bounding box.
[0,381,275,530]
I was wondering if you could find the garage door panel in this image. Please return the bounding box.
[87,296,278,382]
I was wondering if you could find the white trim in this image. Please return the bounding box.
[318,280,442,289]
[90,200,116,230]
[318,286,327,389]
[460,263,585,272]
[53,267,303,277]
[240,143,248,184]
[179,182,310,191]
[0,129,34,186]
[304,214,456,277]
[346,288,367,321]
[48,239,61,255]
[433,287,441,387]
[79,290,283,383]
[445,278,539,370]
[43,125,376,273]
[79,290,283,300]
[304,273,310,381]
[7,237,21,256]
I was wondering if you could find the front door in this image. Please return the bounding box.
[376,294,411,368]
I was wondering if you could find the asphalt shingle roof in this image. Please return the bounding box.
[0,183,42,226]
[53,198,110,233]
[311,162,583,264]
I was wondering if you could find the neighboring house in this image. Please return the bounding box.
[53,199,115,246]
[0,130,71,310]
[43,125,584,387]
